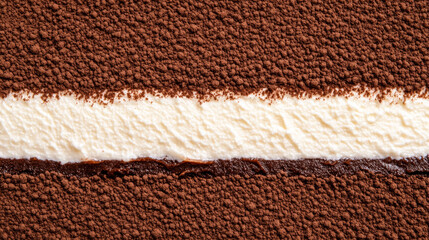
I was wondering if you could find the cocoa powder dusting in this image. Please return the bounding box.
[0,1,428,100]
[0,171,428,239]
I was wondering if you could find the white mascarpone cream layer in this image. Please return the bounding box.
[1,91,429,163]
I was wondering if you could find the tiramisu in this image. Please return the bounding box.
[0,0,428,239]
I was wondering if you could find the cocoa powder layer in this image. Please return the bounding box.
[0,1,428,100]
[1,171,428,239]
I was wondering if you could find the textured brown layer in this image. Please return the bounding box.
[1,158,428,177]
[0,1,428,100]
[1,171,428,239]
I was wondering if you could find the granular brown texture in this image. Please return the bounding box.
[0,171,427,239]
[0,0,428,100]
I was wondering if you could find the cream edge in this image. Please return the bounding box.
[1,89,429,163]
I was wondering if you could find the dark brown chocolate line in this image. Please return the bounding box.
[1,157,428,177]
[0,1,428,100]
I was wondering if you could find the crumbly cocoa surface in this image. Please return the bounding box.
[1,158,428,239]
[0,0,428,100]
[1,171,427,239]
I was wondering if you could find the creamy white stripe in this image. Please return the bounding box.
[0,93,428,163]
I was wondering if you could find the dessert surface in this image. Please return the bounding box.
[0,0,428,162]
[0,0,428,238]
[0,0,427,99]
[1,171,428,239]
